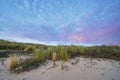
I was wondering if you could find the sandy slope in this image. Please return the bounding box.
[0,57,120,80]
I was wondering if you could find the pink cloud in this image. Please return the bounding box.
[69,21,119,44]
[69,35,85,43]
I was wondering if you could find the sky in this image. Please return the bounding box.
[0,0,120,46]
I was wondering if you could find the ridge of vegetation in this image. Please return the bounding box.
[0,39,120,73]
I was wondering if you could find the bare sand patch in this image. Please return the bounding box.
[0,57,120,80]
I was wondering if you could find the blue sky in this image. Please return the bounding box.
[0,0,120,46]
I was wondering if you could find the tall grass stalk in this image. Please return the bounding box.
[52,52,57,66]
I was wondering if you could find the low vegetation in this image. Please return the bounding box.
[9,54,19,72]
[24,45,36,53]
[59,48,69,70]
[0,39,120,72]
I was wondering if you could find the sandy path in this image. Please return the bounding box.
[0,58,19,80]
[0,57,120,80]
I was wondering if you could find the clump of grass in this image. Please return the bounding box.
[47,47,54,59]
[24,45,36,53]
[9,54,19,72]
[13,49,47,73]
[19,58,40,72]
[33,49,46,61]
[12,58,41,73]
[59,48,69,70]
[52,52,57,66]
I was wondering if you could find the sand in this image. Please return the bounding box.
[0,57,120,80]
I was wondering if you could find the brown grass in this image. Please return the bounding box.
[9,54,19,72]
[52,52,57,66]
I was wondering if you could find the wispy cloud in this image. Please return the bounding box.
[0,0,120,46]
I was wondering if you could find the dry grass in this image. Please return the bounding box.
[52,52,57,66]
[9,54,19,72]
[24,45,36,53]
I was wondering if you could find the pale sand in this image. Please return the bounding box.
[0,57,120,80]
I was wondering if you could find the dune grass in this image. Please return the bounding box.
[9,54,19,72]
[24,45,36,53]
[59,48,69,70]
[10,45,120,73]
[1,39,120,72]
[33,49,46,61]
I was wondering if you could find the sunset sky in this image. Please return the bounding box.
[0,0,120,46]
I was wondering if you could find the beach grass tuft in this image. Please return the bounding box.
[9,54,19,72]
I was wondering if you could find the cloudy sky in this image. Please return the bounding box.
[0,0,120,46]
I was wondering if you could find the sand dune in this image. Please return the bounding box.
[0,57,120,80]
